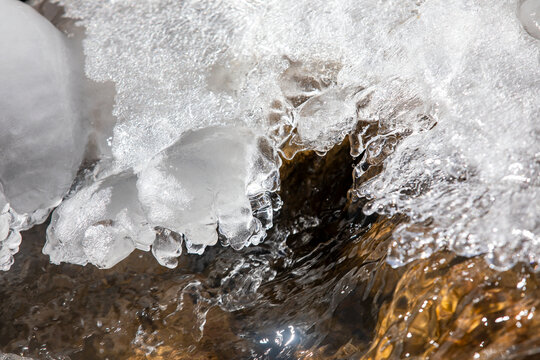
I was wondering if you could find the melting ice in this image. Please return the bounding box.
[0,0,539,271]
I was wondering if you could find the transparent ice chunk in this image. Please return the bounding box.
[518,0,540,39]
[152,228,184,269]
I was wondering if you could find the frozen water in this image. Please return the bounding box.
[44,127,280,268]
[0,0,85,214]
[519,0,540,39]
[51,0,375,165]
[0,0,86,270]
[137,126,280,253]
[349,0,540,270]
[152,228,184,269]
[0,353,33,360]
[44,171,155,268]
[2,0,539,270]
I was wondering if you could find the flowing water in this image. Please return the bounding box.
[2,142,540,359]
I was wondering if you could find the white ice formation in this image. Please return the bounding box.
[1,0,539,271]
[519,0,540,39]
[350,0,540,270]
[44,127,279,268]
[0,0,86,270]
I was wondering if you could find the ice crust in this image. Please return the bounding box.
[1,0,539,271]
[349,0,540,270]
[54,0,539,270]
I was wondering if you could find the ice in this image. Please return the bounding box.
[519,0,540,39]
[273,60,365,157]
[0,0,85,214]
[44,171,155,268]
[0,353,33,360]
[0,190,22,271]
[45,127,280,268]
[51,0,375,165]
[0,0,86,270]
[137,126,280,252]
[152,228,184,269]
[2,0,538,270]
[349,0,540,270]
[294,88,358,150]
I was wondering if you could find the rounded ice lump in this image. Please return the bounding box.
[138,126,280,253]
[0,0,86,271]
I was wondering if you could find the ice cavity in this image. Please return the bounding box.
[0,0,86,270]
[45,127,280,269]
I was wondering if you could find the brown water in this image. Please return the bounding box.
[1,141,540,359]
